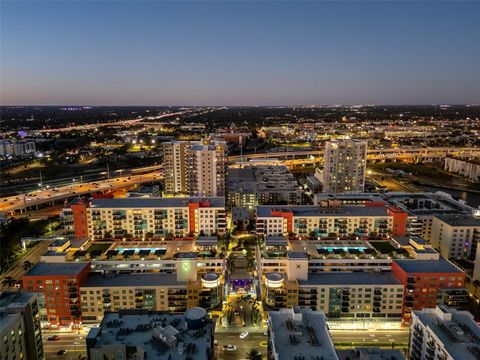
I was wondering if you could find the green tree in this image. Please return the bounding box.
[23,261,34,272]
[246,348,262,360]
[2,276,16,288]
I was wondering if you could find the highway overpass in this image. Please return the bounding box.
[0,172,161,214]
[228,146,480,164]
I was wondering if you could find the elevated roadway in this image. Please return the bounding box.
[228,146,480,164]
[0,172,161,214]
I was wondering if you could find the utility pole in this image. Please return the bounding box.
[107,163,110,179]
[39,169,43,188]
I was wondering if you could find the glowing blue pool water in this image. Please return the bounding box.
[317,246,366,252]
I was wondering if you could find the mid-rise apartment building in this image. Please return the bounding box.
[410,306,480,360]
[391,257,466,322]
[227,165,303,210]
[256,203,408,239]
[0,139,36,158]
[444,156,480,183]
[431,214,480,259]
[22,262,90,328]
[63,197,226,240]
[162,140,227,197]
[262,270,404,320]
[321,138,367,193]
[0,292,44,360]
[80,272,222,323]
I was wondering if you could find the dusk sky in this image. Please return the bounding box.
[1,1,479,106]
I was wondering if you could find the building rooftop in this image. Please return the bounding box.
[383,192,473,215]
[413,306,480,360]
[336,348,406,360]
[434,214,480,227]
[87,309,214,360]
[24,262,89,277]
[298,272,401,286]
[228,165,301,194]
[0,291,36,310]
[90,197,225,209]
[82,273,185,288]
[394,257,462,273]
[269,307,338,360]
[256,204,389,218]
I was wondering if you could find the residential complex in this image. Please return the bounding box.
[444,156,480,183]
[80,272,222,323]
[0,139,36,158]
[63,197,227,240]
[431,214,480,259]
[21,262,91,327]
[410,306,480,360]
[392,256,466,321]
[162,140,227,197]
[320,138,367,193]
[0,292,44,360]
[256,202,408,239]
[86,307,215,360]
[227,165,303,209]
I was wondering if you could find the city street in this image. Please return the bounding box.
[330,329,409,345]
[43,333,87,360]
[0,240,51,290]
[216,330,267,360]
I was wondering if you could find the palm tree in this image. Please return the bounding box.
[473,280,480,297]
[246,348,262,360]
[23,260,34,272]
[2,276,16,288]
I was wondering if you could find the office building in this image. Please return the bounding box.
[391,257,466,322]
[430,214,480,259]
[22,262,90,328]
[268,307,338,360]
[0,292,44,360]
[86,307,215,360]
[162,140,227,197]
[227,165,303,210]
[63,197,226,240]
[410,306,480,360]
[321,138,367,193]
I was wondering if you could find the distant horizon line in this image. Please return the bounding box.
[1,103,479,108]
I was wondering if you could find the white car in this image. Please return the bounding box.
[239,331,249,339]
[223,344,237,352]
